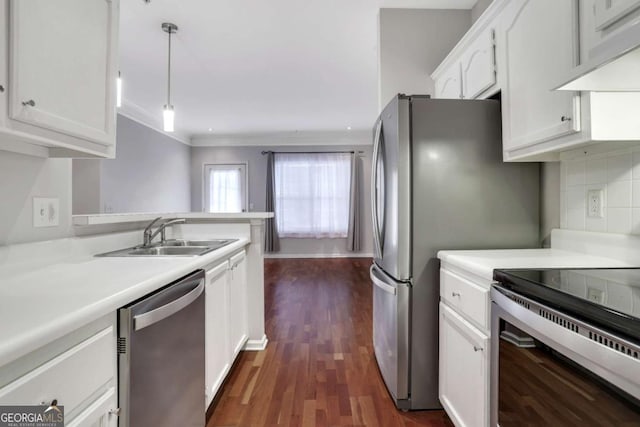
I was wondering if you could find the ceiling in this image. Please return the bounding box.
[119,0,476,140]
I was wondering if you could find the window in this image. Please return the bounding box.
[204,164,247,213]
[274,153,351,238]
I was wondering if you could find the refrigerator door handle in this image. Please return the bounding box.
[370,265,397,295]
[371,119,384,260]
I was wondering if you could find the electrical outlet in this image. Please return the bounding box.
[587,189,604,218]
[587,287,604,303]
[33,197,60,227]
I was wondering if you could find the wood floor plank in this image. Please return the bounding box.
[207,258,453,427]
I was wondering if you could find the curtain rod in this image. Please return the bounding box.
[261,150,364,155]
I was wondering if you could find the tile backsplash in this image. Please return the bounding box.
[561,145,640,234]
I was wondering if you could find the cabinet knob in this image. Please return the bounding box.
[0,85,4,93]
[22,99,36,107]
[473,346,483,352]
[451,292,461,297]
[109,408,121,416]
[561,115,571,122]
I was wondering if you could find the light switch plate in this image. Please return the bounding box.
[33,197,60,227]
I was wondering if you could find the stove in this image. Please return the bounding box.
[493,268,640,344]
[491,268,640,426]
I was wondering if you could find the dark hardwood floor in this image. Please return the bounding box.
[207,258,453,427]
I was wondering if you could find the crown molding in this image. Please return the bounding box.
[191,129,372,147]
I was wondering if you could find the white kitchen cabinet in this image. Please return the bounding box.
[460,28,496,100]
[434,64,462,99]
[0,0,119,158]
[439,265,492,427]
[432,1,507,101]
[228,250,248,359]
[594,0,640,32]
[501,0,580,153]
[439,302,489,427]
[205,260,231,407]
[0,315,118,425]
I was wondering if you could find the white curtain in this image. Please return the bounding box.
[274,153,351,238]
[208,168,242,213]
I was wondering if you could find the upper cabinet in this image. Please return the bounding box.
[0,0,119,158]
[434,0,640,161]
[432,3,506,101]
[460,29,496,100]
[501,0,580,155]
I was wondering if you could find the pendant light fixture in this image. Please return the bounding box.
[162,22,178,132]
[116,71,122,108]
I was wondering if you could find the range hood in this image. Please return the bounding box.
[555,19,640,91]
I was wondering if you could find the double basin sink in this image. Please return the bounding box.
[96,238,238,257]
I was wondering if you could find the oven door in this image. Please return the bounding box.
[490,286,640,427]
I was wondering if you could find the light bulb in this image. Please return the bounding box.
[163,105,175,132]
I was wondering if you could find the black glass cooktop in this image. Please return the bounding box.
[493,268,640,344]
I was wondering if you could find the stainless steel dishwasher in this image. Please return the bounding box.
[118,270,205,427]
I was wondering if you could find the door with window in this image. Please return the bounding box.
[204,164,248,213]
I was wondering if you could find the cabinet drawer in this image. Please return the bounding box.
[440,268,489,331]
[0,326,115,415]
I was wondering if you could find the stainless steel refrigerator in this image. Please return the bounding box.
[370,94,539,410]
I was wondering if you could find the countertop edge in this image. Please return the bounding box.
[0,238,250,367]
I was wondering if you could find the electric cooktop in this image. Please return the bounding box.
[493,268,640,344]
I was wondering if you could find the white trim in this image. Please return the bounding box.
[265,252,373,259]
[243,335,268,351]
[118,100,191,145]
[191,130,372,147]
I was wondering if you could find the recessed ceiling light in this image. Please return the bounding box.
[208,128,213,132]
[347,126,352,130]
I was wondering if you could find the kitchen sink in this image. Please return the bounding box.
[95,239,238,257]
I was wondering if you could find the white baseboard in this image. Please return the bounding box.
[243,335,268,351]
[264,252,373,259]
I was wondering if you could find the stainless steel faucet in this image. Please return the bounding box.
[142,217,186,246]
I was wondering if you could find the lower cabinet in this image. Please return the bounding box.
[0,315,118,426]
[439,303,490,427]
[205,260,231,407]
[228,250,248,360]
[204,249,248,407]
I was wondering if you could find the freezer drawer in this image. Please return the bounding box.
[371,264,410,403]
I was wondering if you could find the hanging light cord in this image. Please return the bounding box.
[167,26,173,106]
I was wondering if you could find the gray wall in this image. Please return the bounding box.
[540,162,560,247]
[471,0,494,23]
[73,115,191,214]
[378,9,470,108]
[0,149,73,245]
[191,143,373,256]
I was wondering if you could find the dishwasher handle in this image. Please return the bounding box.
[134,279,204,331]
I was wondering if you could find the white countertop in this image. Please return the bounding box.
[72,212,274,226]
[438,248,632,281]
[0,237,249,366]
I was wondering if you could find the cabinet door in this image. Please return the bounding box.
[502,0,580,151]
[228,251,248,359]
[205,261,230,406]
[65,387,118,427]
[8,0,117,146]
[594,0,640,30]
[434,64,462,99]
[439,303,489,427]
[461,29,496,100]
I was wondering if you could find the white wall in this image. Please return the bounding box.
[191,138,373,257]
[541,162,560,247]
[560,145,640,234]
[73,115,191,214]
[471,0,494,23]
[0,149,73,245]
[378,8,470,109]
